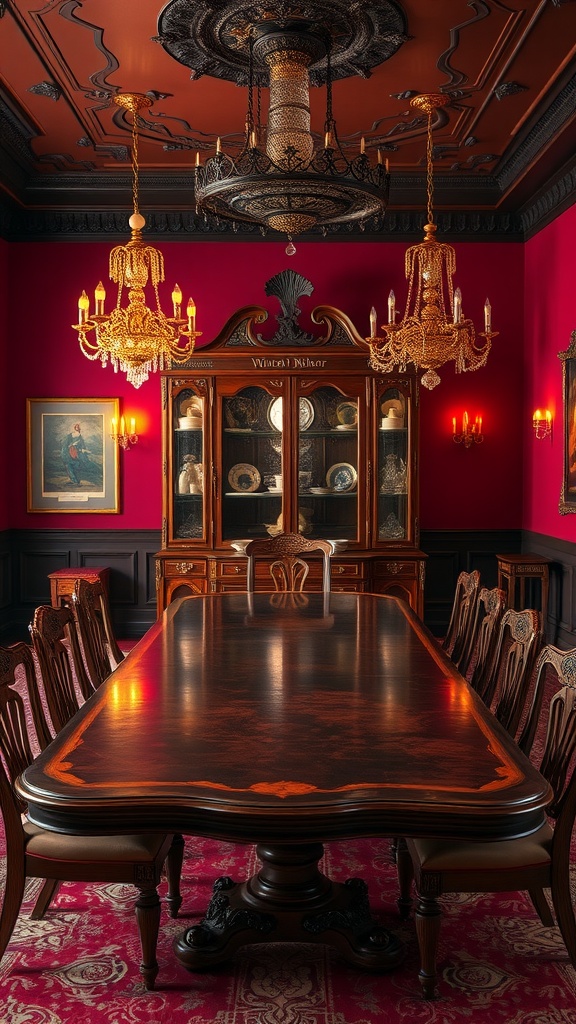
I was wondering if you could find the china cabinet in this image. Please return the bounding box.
[156,274,425,614]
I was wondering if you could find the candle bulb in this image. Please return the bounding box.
[172,284,182,318]
[463,411,468,434]
[453,287,462,324]
[250,129,257,148]
[78,290,90,324]
[369,306,377,339]
[120,416,125,437]
[360,136,365,155]
[216,137,221,154]
[130,417,136,436]
[187,298,196,333]
[484,297,492,332]
[388,289,396,325]
[111,418,117,437]
[324,130,332,149]
[195,151,200,167]
[377,148,382,164]
[385,158,389,174]
[452,416,456,434]
[94,281,106,316]
[478,416,483,434]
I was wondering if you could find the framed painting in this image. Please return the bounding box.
[559,330,576,515]
[27,398,120,513]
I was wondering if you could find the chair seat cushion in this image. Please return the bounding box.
[410,821,554,872]
[24,820,171,864]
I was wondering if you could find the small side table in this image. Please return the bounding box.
[496,554,550,622]
[48,567,110,608]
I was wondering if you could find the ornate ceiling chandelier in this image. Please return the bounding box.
[72,93,200,388]
[368,94,497,390]
[156,2,406,244]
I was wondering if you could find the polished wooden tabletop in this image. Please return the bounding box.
[17,592,552,972]
[18,592,550,843]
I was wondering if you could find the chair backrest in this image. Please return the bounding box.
[517,644,576,758]
[245,534,333,593]
[522,647,576,844]
[465,586,506,689]
[485,607,542,738]
[73,578,124,688]
[442,570,481,666]
[0,641,52,758]
[30,605,85,734]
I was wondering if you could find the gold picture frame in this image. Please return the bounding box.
[559,330,576,515]
[27,398,120,513]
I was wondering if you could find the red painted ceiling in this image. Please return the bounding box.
[0,1,575,221]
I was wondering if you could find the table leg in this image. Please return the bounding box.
[173,842,404,971]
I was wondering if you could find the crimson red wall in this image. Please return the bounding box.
[523,203,576,543]
[6,237,524,532]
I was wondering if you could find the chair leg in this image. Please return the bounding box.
[134,882,162,990]
[395,838,414,920]
[528,886,554,928]
[551,871,576,969]
[414,893,442,1000]
[165,833,185,919]
[30,879,61,920]
[0,859,26,962]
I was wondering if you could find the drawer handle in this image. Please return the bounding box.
[234,565,242,574]
[337,565,345,574]
[175,562,196,574]
[386,563,406,574]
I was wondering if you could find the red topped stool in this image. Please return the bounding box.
[48,567,110,609]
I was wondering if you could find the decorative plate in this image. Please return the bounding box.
[336,401,358,426]
[326,463,358,493]
[227,463,261,493]
[268,396,314,432]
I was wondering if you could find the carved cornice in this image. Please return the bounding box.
[520,162,576,239]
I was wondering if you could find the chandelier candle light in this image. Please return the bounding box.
[73,93,200,388]
[367,94,497,390]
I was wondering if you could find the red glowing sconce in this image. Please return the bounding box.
[452,411,484,448]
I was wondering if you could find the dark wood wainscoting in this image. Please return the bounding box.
[0,528,572,647]
[420,530,522,637]
[0,529,161,643]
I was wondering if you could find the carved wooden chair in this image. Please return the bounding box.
[462,585,506,688]
[29,605,92,736]
[245,534,333,593]
[477,607,542,738]
[396,642,576,1000]
[0,641,184,990]
[72,577,124,689]
[441,570,481,669]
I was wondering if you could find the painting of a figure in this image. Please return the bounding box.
[43,415,104,494]
[559,330,576,515]
[27,399,119,513]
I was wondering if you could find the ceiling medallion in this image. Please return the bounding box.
[156,1,407,238]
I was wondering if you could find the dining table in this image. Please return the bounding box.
[16,591,552,976]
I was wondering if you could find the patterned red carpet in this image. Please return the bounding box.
[1,829,575,1024]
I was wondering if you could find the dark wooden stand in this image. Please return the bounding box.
[496,553,550,621]
[48,567,110,608]
[173,841,404,971]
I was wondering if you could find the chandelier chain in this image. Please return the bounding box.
[131,106,140,217]
[426,107,434,226]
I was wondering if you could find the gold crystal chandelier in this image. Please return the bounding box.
[73,93,200,388]
[194,19,390,242]
[368,94,497,390]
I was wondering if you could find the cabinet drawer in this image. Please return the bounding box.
[163,559,208,576]
[331,560,365,580]
[218,560,248,579]
[373,560,418,578]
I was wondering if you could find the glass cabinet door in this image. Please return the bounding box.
[376,385,410,544]
[297,382,364,545]
[172,387,205,541]
[220,384,285,544]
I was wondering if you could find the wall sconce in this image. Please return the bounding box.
[533,409,552,440]
[111,415,138,450]
[452,411,484,448]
